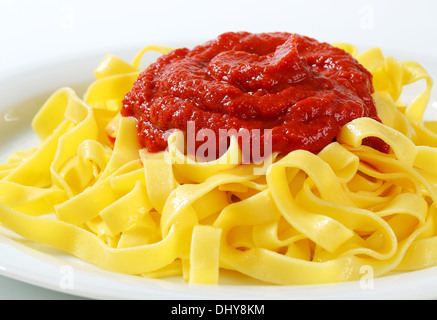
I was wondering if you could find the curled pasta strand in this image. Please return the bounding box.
[1,43,437,286]
[338,117,417,166]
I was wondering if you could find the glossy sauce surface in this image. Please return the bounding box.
[122,32,388,156]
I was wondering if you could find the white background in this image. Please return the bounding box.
[1,0,437,78]
[0,0,436,299]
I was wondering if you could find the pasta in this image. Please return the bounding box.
[0,40,437,286]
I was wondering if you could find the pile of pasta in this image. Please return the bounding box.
[0,43,436,285]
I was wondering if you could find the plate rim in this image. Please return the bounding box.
[0,45,436,300]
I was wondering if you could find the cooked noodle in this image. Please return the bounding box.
[0,42,436,285]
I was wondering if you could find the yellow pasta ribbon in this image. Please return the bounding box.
[1,43,437,287]
[189,225,222,284]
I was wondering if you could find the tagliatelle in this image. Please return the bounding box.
[1,42,437,286]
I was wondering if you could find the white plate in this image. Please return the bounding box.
[1,45,437,300]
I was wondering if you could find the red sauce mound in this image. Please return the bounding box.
[122,31,388,156]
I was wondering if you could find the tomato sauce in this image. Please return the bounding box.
[122,32,388,157]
